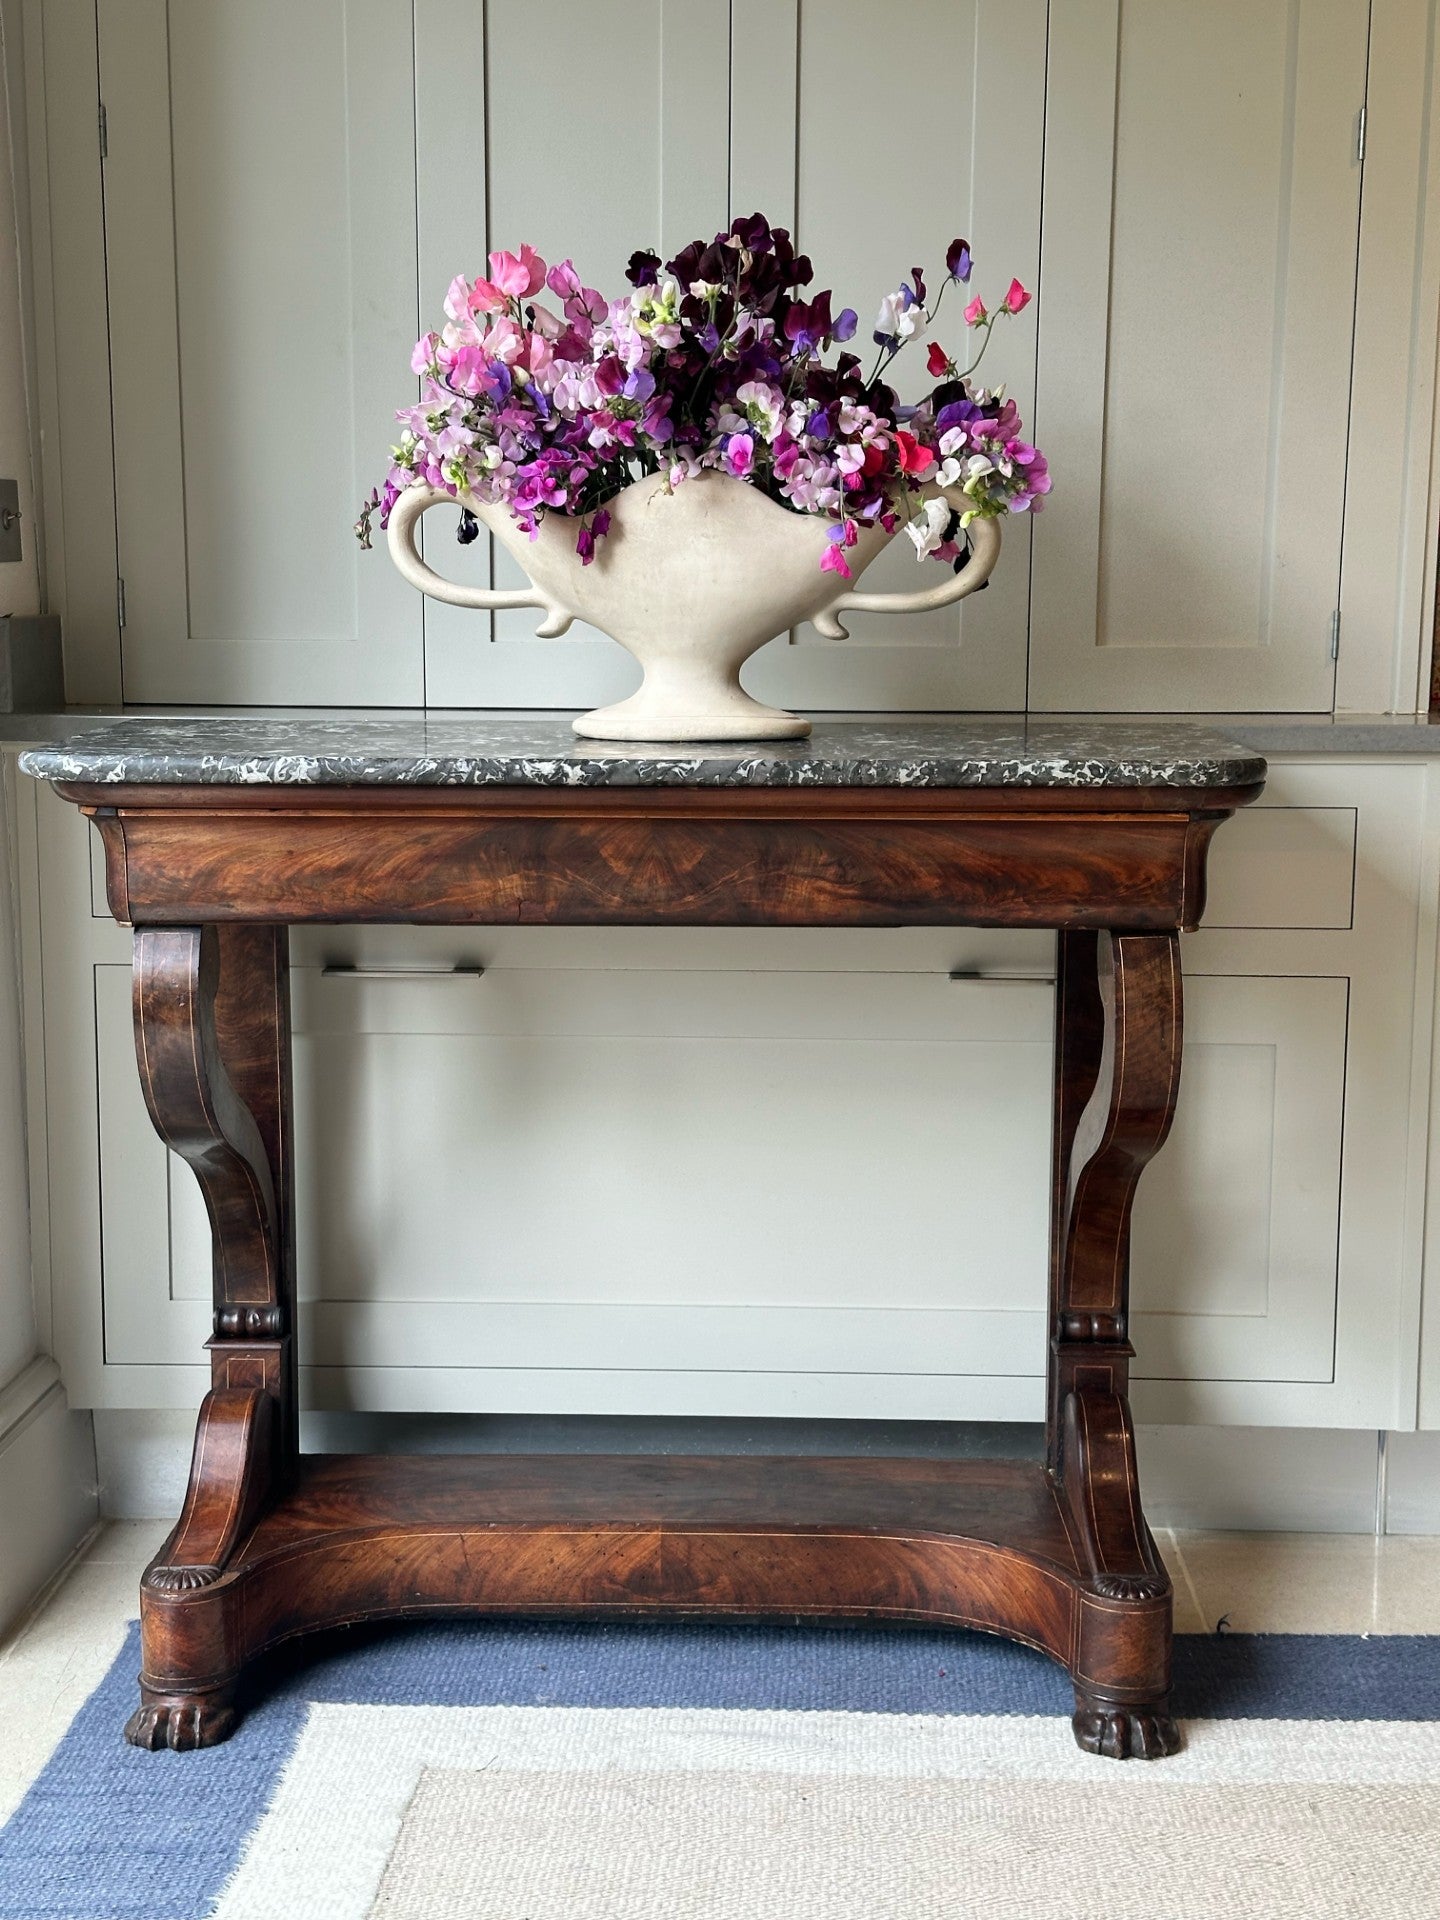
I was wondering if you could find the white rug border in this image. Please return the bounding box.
[209,1707,1440,1920]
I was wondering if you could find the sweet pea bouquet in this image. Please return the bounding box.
[357,212,1049,580]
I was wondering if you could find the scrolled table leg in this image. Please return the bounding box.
[1048,929,1183,1757]
[127,924,295,1749]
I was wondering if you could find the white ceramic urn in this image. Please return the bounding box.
[387,470,1000,742]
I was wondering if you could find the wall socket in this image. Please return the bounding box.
[0,479,21,563]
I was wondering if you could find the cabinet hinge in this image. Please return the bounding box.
[116,576,126,630]
[98,100,107,162]
[1356,103,1367,164]
[1329,608,1341,661]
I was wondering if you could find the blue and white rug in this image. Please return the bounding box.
[2,1622,1439,1919]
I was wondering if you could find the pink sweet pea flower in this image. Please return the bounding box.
[1004,278,1031,314]
[819,541,852,579]
[895,430,936,477]
[964,295,988,327]
[487,244,547,299]
[724,433,754,478]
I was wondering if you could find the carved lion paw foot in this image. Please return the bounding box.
[1071,1701,1182,1760]
[124,1695,237,1751]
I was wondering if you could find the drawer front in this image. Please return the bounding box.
[1201,805,1356,929]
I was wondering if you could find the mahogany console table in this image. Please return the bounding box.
[22,716,1265,1760]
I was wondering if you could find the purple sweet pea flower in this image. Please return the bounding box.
[832,307,858,342]
[945,238,973,282]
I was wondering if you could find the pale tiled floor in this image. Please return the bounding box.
[2,1522,1439,1823]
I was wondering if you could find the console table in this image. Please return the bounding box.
[21,716,1265,1760]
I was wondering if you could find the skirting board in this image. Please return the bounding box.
[0,1357,98,1637]
[92,1410,1417,1536]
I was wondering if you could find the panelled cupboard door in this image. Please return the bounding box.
[1130,975,1346,1383]
[737,0,1045,714]
[420,0,731,708]
[92,942,1345,1416]
[96,0,425,704]
[1028,0,1368,711]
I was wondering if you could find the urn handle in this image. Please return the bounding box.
[811,503,1002,640]
[386,485,574,637]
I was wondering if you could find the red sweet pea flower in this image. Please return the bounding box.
[926,342,951,379]
[895,430,936,477]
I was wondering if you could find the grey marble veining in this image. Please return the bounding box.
[18,715,1266,790]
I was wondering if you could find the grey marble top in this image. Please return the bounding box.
[17,716,1267,790]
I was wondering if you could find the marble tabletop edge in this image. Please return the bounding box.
[15,715,1269,790]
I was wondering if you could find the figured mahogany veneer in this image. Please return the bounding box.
[43,771,1262,1760]
[70,783,1253,930]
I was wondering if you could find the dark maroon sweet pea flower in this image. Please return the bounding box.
[783,290,834,355]
[730,211,773,253]
[946,238,973,282]
[625,248,662,288]
[593,355,626,397]
[910,266,927,304]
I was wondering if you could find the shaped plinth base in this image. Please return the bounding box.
[128,1451,1177,1753]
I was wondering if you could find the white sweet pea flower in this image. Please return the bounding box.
[904,495,952,561]
[935,457,964,489]
[734,379,785,441]
[874,288,926,345]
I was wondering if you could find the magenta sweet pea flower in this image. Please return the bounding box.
[724,432,755,478]
[819,539,852,579]
[1004,278,1031,315]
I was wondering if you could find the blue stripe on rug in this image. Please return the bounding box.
[2,1620,1438,1920]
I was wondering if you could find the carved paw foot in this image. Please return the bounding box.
[124,1693,237,1751]
[1072,1698,1182,1761]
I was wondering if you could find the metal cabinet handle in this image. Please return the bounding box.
[948,968,1055,984]
[321,965,486,980]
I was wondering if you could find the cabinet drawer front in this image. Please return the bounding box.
[1202,807,1356,930]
